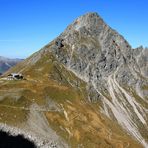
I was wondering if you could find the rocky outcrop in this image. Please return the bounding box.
[43,12,148,147]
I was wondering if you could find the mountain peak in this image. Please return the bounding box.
[78,12,100,20]
[1,12,147,148]
[62,12,106,37]
[76,12,104,28]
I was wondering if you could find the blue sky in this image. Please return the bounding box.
[0,0,148,58]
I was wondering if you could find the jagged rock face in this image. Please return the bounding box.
[133,46,148,77]
[52,13,135,85]
[44,13,148,147]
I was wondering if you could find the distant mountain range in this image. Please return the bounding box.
[0,56,22,74]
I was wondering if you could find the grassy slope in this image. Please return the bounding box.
[0,51,142,147]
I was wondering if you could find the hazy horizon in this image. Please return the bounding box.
[0,0,148,59]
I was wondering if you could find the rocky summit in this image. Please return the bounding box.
[0,12,147,148]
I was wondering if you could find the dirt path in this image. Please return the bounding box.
[0,104,56,112]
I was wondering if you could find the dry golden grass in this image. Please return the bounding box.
[45,99,142,148]
[0,50,142,147]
